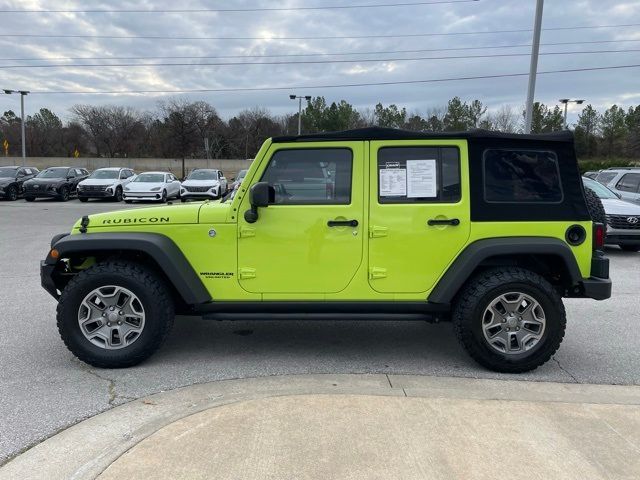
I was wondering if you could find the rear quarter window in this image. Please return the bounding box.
[483,149,563,203]
[595,172,617,185]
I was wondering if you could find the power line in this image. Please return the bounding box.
[27,63,640,95]
[1,38,638,62]
[2,48,638,70]
[0,1,480,13]
[0,23,638,41]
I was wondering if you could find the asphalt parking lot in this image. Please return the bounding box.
[1,198,639,464]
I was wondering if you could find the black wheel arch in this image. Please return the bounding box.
[44,232,211,307]
[428,237,583,304]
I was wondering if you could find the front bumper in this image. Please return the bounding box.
[40,260,59,299]
[78,190,114,198]
[25,188,62,198]
[123,192,163,201]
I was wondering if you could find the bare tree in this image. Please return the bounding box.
[492,105,519,133]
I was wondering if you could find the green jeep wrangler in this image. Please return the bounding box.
[41,128,611,373]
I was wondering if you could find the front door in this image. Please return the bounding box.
[238,142,364,294]
[368,140,471,294]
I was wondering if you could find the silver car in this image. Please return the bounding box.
[594,168,640,205]
[584,177,640,252]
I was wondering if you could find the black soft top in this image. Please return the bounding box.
[273,127,574,144]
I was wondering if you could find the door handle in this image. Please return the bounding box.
[327,219,359,227]
[427,218,460,226]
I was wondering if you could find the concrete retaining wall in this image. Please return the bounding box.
[0,157,253,178]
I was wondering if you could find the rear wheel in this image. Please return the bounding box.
[453,267,566,373]
[57,261,174,368]
[620,245,640,252]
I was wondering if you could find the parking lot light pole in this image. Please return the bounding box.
[524,0,544,134]
[3,89,29,161]
[559,98,585,129]
[290,95,312,135]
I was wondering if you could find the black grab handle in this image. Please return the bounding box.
[427,218,460,226]
[327,219,359,227]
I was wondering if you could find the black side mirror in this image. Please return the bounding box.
[244,182,274,223]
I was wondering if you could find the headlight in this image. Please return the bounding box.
[106,187,113,193]
[180,188,185,193]
[150,186,162,192]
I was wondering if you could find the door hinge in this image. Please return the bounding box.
[239,226,256,238]
[239,268,256,280]
[369,267,387,280]
[369,225,388,238]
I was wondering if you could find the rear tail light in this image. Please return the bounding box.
[593,223,605,250]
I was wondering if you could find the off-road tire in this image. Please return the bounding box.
[5,185,18,201]
[584,187,607,226]
[25,196,35,202]
[620,245,640,252]
[453,267,566,373]
[79,197,89,203]
[57,261,175,368]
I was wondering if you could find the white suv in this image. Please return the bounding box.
[595,168,640,205]
[180,169,228,201]
[77,167,136,202]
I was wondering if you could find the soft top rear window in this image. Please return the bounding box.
[483,149,563,203]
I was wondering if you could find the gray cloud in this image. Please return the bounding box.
[0,0,638,124]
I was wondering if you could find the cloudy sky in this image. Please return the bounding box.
[0,0,638,124]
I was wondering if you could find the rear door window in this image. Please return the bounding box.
[483,149,563,203]
[377,147,460,203]
[261,148,353,205]
[616,173,640,193]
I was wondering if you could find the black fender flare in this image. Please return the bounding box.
[428,237,582,304]
[46,232,211,305]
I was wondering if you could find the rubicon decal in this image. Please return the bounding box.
[101,217,170,224]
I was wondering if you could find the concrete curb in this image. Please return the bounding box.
[2,374,640,480]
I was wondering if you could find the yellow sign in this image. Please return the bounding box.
[3,139,7,156]
[73,148,80,158]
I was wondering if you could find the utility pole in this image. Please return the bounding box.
[289,95,312,135]
[558,99,585,129]
[524,0,544,134]
[3,89,29,161]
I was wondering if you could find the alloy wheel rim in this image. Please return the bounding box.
[77,285,146,350]
[481,291,546,355]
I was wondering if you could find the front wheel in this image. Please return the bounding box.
[453,267,566,373]
[160,190,167,203]
[6,185,18,201]
[57,261,175,368]
[114,187,123,202]
[58,186,70,201]
[25,196,35,202]
[79,197,89,203]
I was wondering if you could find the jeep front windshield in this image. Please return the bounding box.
[37,168,68,178]
[134,173,165,183]
[89,170,119,180]
[188,170,217,180]
[0,167,18,177]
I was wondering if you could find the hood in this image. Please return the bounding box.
[601,198,640,215]
[73,203,204,231]
[125,182,165,192]
[26,177,65,185]
[79,178,118,187]
[182,179,220,187]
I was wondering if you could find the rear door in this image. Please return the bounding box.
[237,142,364,294]
[368,140,471,294]
[615,173,640,203]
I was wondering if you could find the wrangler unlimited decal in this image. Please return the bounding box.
[101,217,170,224]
